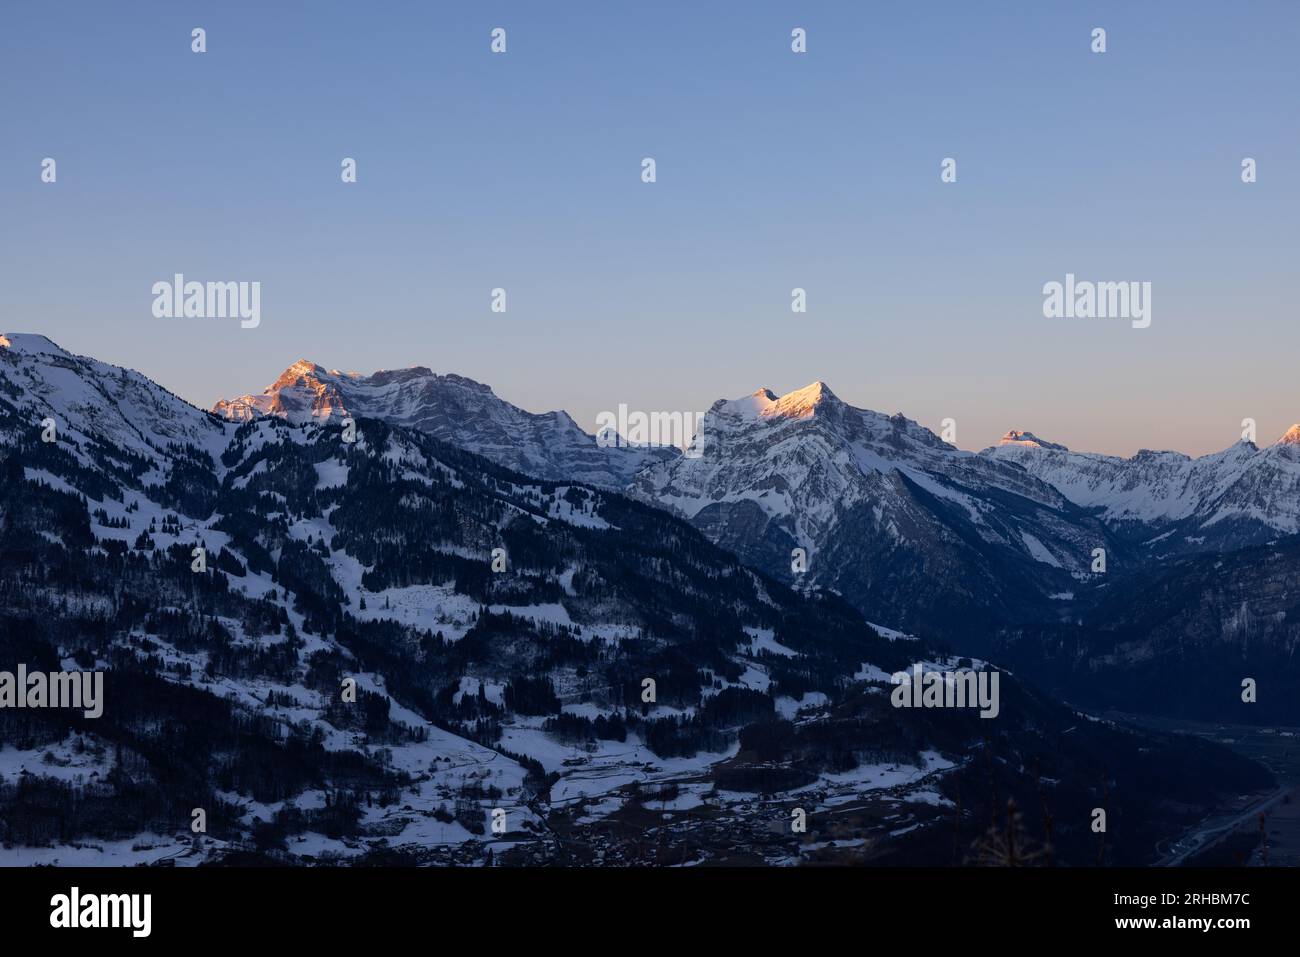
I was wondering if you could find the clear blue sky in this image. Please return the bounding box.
[2,1,1296,456]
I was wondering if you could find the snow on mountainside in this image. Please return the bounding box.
[213,360,673,488]
[631,381,1117,637]
[0,334,1272,864]
[0,336,964,864]
[1,333,228,463]
[982,427,1300,553]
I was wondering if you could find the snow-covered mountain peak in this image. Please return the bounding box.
[1275,424,1300,447]
[769,380,840,420]
[632,379,1101,633]
[721,381,841,423]
[273,359,328,386]
[998,430,1069,452]
[213,360,349,423]
[724,387,780,418]
[213,358,673,487]
[0,333,71,357]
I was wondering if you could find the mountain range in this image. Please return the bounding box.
[628,380,1115,638]
[214,359,672,488]
[216,357,1300,653]
[0,332,1286,865]
[986,427,1300,555]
